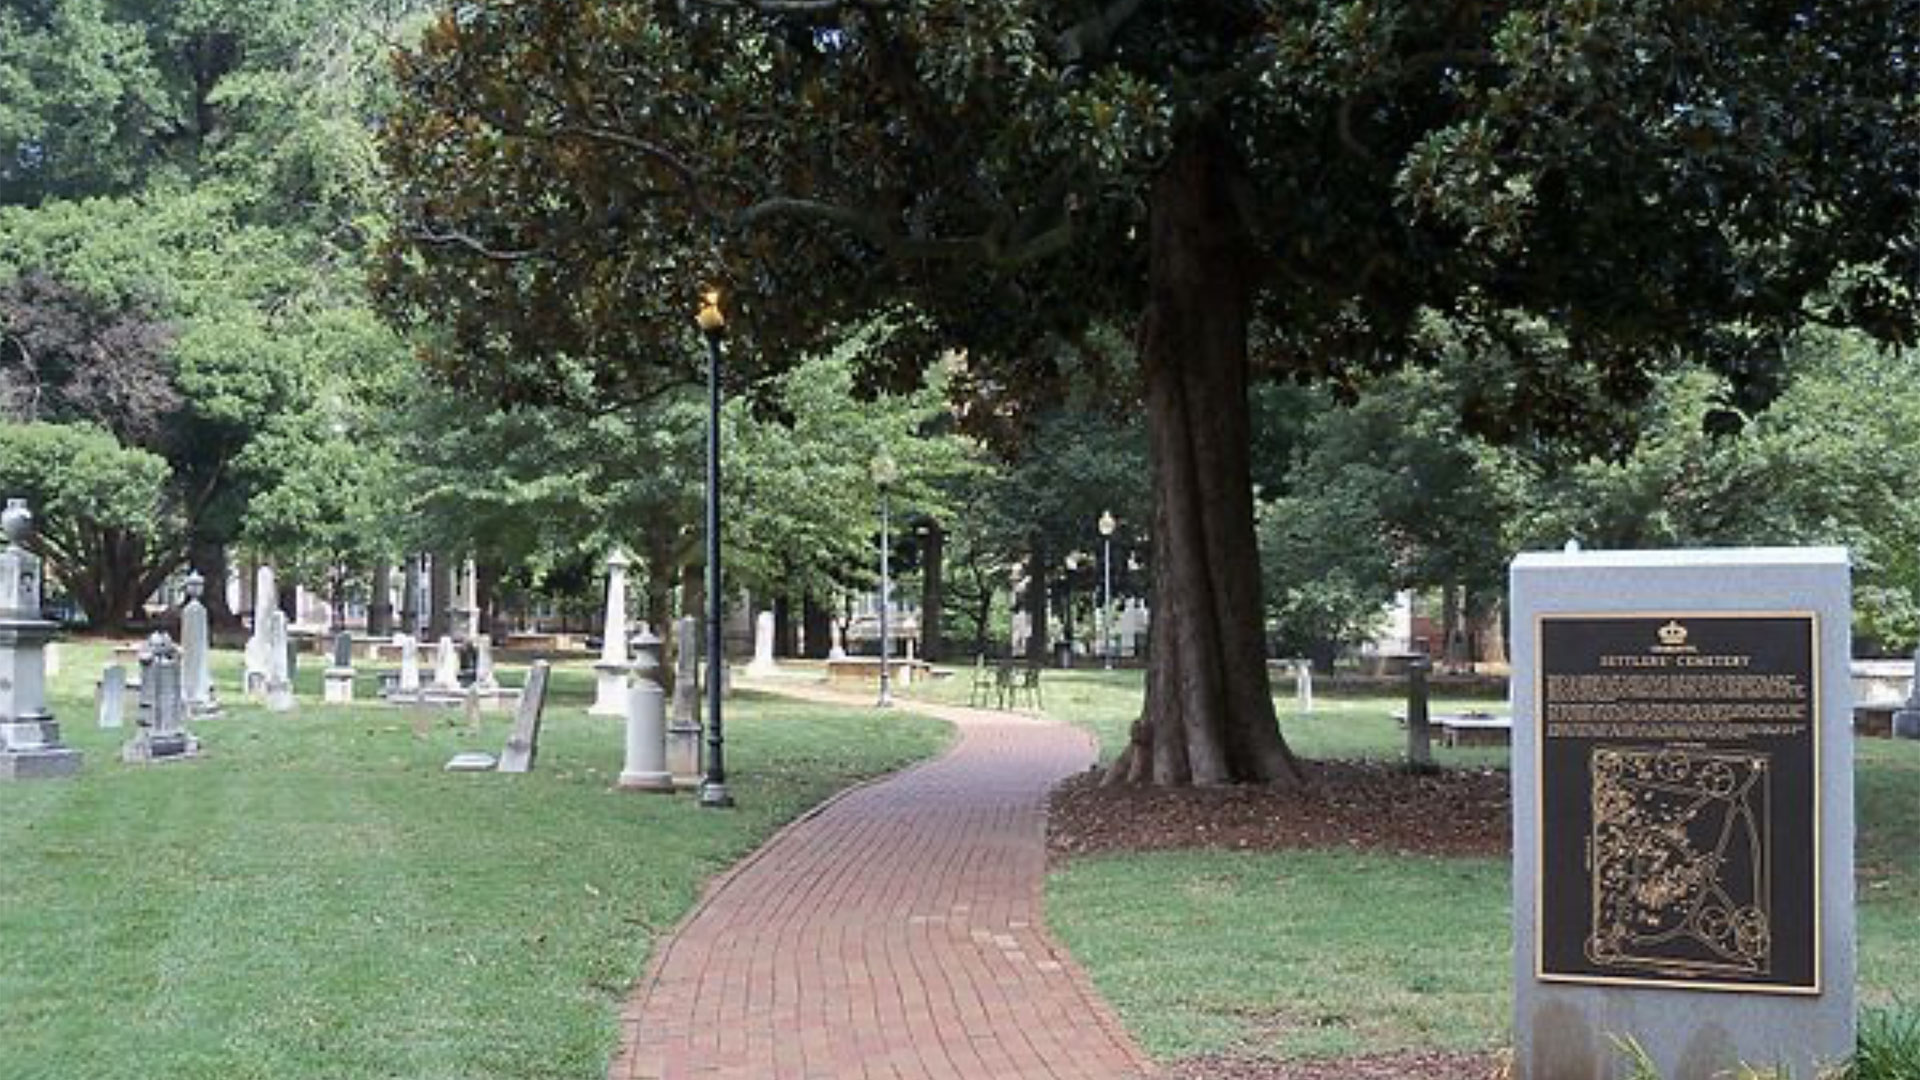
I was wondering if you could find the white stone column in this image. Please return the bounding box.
[591,549,633,716]
[0,498,83,779]
[245,564,278,696]
[181,570,221,719]
[618,631,671,791]
[745,610,778,677]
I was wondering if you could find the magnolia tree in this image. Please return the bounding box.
[378,1,1918,785]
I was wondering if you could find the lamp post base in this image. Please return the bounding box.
[698,780,735,808]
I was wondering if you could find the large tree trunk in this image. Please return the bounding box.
[801,591,832,659]
[1023,549,1050,665]
[1106,128,1302,788]
[920,519,944,662]
[189,537,240,628]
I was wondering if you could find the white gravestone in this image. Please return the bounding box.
[473,638,498,693]
[433,636,459,691]
[181,570,221,719]
[397,634,421,693]
[668,615,702,787]
[619,632,672,791]
[244,564,278,697]
[745,610,778,677]
[1509,547,1853,1080]
[591,549,632,716]
[0,499,82,779]
[323,631,354,705]
[97,664,127,729]
[263,610,295,712]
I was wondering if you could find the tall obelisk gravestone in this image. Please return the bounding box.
[1511,547,1853,1080]
[181,570,222,720]
[0,498,82,780]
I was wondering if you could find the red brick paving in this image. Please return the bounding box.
[609,683,1155,1080]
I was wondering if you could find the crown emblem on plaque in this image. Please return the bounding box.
[1657,620,1689,647]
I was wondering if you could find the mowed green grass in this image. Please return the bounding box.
[2,640,949,1080]
[945,668,1920,1063]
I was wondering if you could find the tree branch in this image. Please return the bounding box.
[733,198,1076,268]
[1053,0,1149,64]
[406,224,543,262]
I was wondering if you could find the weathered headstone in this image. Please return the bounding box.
[97,664,127,729]
[1294,658,1314,711]
[1893,642,1920,741]
[180,570,222,720]
[591,549,632,716]
[668,615,702,787]
[244,564,278,697]
[324,630,355,705]
[745,610,778,677]
[1510,547,1853,1080]
[397,633,421,694]
[433,635,459,691]
[263,610,295,712]
[619,631,672,791]
[473,637,499,692]
[123,632,199,763]
[0,498,82,780]
[497,661,552,774]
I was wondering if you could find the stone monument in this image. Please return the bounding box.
[244,564,278,697]
[0,499,82,779]
[619,630,672,791]
[433,635,459,691]
[263,610,295,712]
[97,664,127,729]
[497,662,552,774]
[124,632,200,763]
[1893,643,1920,740]
[397,633,421,694]
[180,570,222,720]
[746,610,778,677]
[668,614,702,787]
[473,637,499,693]
[324,630,355,705]
[591,548,632,716]
[1509,547,1853,1080]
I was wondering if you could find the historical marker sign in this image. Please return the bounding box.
[1537,613,1819,994]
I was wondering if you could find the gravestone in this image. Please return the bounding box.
[668,615,702,787]
[397,633,421,694]
[263,610,295,712]
[1893,643,1920,741]
[433,636,459,691]
[473,638,499,693]
[0,498,82,779]
[124,632,200,762]
[745,610,778,677]
[497,661,552,774]
[324,630,355,705]
[1294,658,1314,711]
[244,564,278,697]
[1510,547,1853,1080]
[619,631,672,791]
[591,549,632,716]
[180,570,222,720]
[97,664,127,728]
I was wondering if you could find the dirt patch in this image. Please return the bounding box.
[1048,760,1511,861]
[1163,1050,1506,1080]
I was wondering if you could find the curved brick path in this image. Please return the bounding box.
[608,683,1154,1080]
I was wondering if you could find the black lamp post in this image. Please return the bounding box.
[871,452,898,707]
[697,289,733,809]
[1098,510,1116,670]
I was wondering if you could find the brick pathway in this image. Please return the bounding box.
[608,683,1154,1080]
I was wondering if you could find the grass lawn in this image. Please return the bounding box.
[946,668,1920,1064]
[2,640,949,1080]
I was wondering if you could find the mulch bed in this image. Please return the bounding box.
[1163,1050,1507,1079]
[1048,759,1511,861]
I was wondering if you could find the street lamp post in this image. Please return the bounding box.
[696,289,733,809]
[871,453,898,707]
[1098,511,1116,670]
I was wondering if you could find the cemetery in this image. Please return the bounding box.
[3,4,1919,1080]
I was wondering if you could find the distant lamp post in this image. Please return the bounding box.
[871,452,899,708]
[696,288,733,809]
[1098,511,1116,670]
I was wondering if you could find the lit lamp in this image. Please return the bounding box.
[696,288,733,809]
[1098,510,1116,671]
[871,452,899,707]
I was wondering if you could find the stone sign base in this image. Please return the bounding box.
[0,744,83,779]
[122,731,201,764]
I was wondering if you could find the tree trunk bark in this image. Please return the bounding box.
[189,537,240,628]
[428,553,453,639]
[920,519,944,662]
[773,593,796,657]
[1105,127,1302,788]
[367,561,394,636]
[1023,549,1050,665]
[476,560,501,641]
[802,591,832,659]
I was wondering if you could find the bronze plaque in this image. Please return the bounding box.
[1537,613,1820,994]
